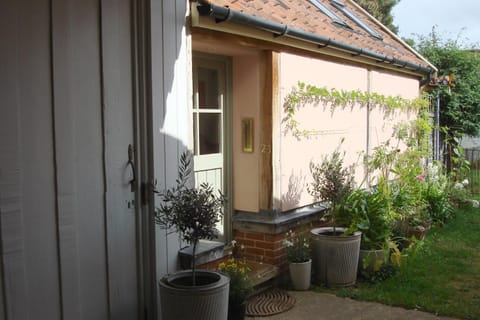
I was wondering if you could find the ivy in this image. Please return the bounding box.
[283,82,430,139]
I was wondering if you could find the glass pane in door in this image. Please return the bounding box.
[198,67,220,109]
[193,55,229,241]
[199,113,221,155]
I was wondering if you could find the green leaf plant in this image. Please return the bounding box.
[282,82,430,139]
[155,151,226,286]
[308,139,355,234]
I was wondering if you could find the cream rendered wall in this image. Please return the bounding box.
[368,70,419,149]
[233,54,261,212]
[278,52,420,211]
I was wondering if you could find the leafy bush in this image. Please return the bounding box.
[420,162,453,224]
[218,259,254,306]
[308,142,355,232]
[359,262,398,284]
[341,188,393,250]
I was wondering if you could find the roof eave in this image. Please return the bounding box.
[193,1,435,77]
[348,0,438,73]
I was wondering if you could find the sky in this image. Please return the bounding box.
[392,0,480,46]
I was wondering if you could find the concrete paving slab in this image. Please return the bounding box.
[247,291,458,320]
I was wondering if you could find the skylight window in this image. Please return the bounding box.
[309,0,349,28]
[330,0,383,40]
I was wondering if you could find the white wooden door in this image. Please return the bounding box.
[192,56,228,238]
[0,0,144,319]
[101,0,141,318]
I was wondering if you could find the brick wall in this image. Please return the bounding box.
[234,231,286,266]
[233,221,326,268]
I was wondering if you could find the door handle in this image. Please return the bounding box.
[127,144,136,192]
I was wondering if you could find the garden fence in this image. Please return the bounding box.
[464,148,480,195]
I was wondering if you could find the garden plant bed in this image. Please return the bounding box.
[314,206,480,319]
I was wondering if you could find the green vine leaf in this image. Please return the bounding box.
[282,82,430,139]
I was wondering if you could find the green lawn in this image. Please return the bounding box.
[315,206,480,319]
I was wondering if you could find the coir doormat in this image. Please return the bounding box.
[246,288,296,317]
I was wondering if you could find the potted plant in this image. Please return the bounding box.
[284,230,312,291]
[155,151,229,320]
[218,258,254,320]
[342,188,393,272]
[308,145,361,287]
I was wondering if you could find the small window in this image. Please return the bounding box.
[309,0,349,28]
[330,0,383,40]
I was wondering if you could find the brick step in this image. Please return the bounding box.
[247,260,279,286]
[187,243,280,293]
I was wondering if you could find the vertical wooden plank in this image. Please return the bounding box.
[101,0,139,319]
[52,0,108,318]
[150,8,190,319]
[0,1,29,318]
[174,0,192,148]
[17,0,62,318]
[271,52,282,211]
[1,0,61,319]
[162,0,181,196]
[151,0,188,279]
[259,51,276,211]
[150,0,170,281]
[0,251,4,320]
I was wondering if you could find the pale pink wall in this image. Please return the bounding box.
[368,70,419,149]
[232,54,261,212]
[278,53,421,211]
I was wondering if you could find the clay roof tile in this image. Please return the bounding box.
[197,0,432,71]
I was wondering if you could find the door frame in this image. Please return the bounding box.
[131,0,155,318]
[192,52,233,243]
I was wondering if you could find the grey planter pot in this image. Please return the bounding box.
[159,270,230,320]
[359,249,387,272]
[311,227,361,287]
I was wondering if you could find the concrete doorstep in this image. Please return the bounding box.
[246,291,459,320]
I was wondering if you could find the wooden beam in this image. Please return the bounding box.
[259,51,279,211]
[191,24,424,79]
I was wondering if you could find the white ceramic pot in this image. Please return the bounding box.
[289,259,312,291]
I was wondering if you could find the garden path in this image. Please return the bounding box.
[247,291,458,320]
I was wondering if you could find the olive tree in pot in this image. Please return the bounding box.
[155,151,229,320]
[308,146,361,287]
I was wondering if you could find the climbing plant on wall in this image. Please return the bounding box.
[282,82,430,139]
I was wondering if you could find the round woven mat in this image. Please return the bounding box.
[246,288,296,316]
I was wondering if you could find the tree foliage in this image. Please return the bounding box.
[415,29,480,139]
[355,0,400,33]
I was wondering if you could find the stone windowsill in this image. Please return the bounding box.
[233,203,329,235]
